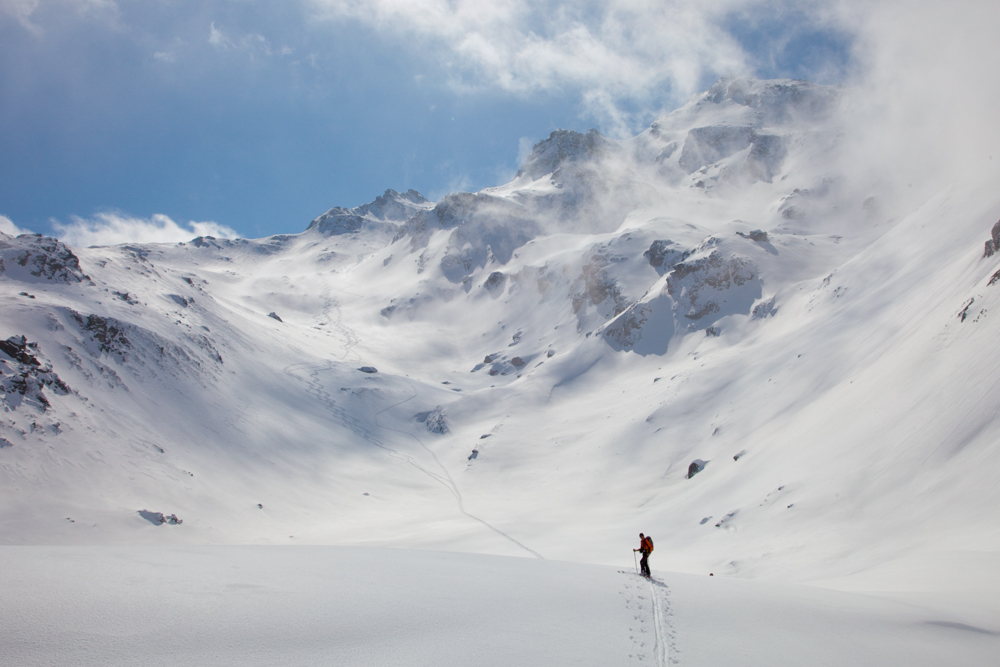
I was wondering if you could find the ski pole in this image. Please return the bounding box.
[633,550,638,574]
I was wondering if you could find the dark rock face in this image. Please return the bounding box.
[138,510,183,525]
[737,229,769,243]
[0,336,41,366]
[667,250,759,321]
[984,220,1000,258]
[358,366,378,374]
[687,459,707,478]
[71,313,132,359]
[752,296,778,319]
[644,240,691,275]
[0,336,71,413]
[0,233,91,283]
[516,128,616,181]
[268,312,283,322]
[483,271,507,295]
[308,189,428,236]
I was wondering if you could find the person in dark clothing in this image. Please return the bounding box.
[634,532,653,577]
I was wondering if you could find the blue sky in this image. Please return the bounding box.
[0,1,856,242]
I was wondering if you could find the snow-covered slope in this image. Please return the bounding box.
[1,78,999,616]
[4,546,996,667]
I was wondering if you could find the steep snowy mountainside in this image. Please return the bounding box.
[1,77,998,602]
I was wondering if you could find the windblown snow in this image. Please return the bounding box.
[2,77,999,665]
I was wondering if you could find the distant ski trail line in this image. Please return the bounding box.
[317,278,362,362]
[282,362,543,559]
[375,378,544,559]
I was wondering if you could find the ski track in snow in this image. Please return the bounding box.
[283,268,543,557]
[374,378,544,559]
[320,283,362,362]
[648,577,676,666]
[622,572,674,665]
[282,362,543,559]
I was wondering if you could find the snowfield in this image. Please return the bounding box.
[2,77,999,663]
[2,547,996,667]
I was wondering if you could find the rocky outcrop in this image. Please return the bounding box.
[416,406,449,434]
[678,126,787,183]
[572,253,630,319]
[515,129,618,181]
[398,193,541,284]
[0,233,91,284]
[309,189,431,236]
[483,271,507,296]
[138,510,183,525]
[703,76,840,125]
[983,220,1000,257]
[0,336,71,412]
[644,240,692,275]
[65,310,223,371]
[604,240,762,354]
[667,250,760,322]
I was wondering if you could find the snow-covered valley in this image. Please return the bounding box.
[2,77,999,664]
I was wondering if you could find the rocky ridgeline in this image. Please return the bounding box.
[0,336,71,413]
[0,233,91,284]
[310,189,432,237]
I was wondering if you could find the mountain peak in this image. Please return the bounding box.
[515,129,616,181]
[700,76,840,124]
[307,188,433,236]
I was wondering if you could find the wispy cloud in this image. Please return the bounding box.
[52,211,239,247]
[308,0,753,134]
[1,0,122,33]
[828,0,1000,206]
[0,214,31,236]
[209,20,289,59]
[0,0,42,32]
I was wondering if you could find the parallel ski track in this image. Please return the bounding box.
[647,576,671,667]
[620,571,674,666]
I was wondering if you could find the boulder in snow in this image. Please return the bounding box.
[138,510,183,525]
[687,459,708,478]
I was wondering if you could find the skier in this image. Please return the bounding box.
[634,532,653,578]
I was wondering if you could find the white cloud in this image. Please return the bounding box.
[823,0,1000,206]
[1,0,121,32]
[0,0,41,31]
[209,20,285,59]
[52,212,239,247]
[308,0,754,134]
[208,21,233,49]
[0,214,30,236]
